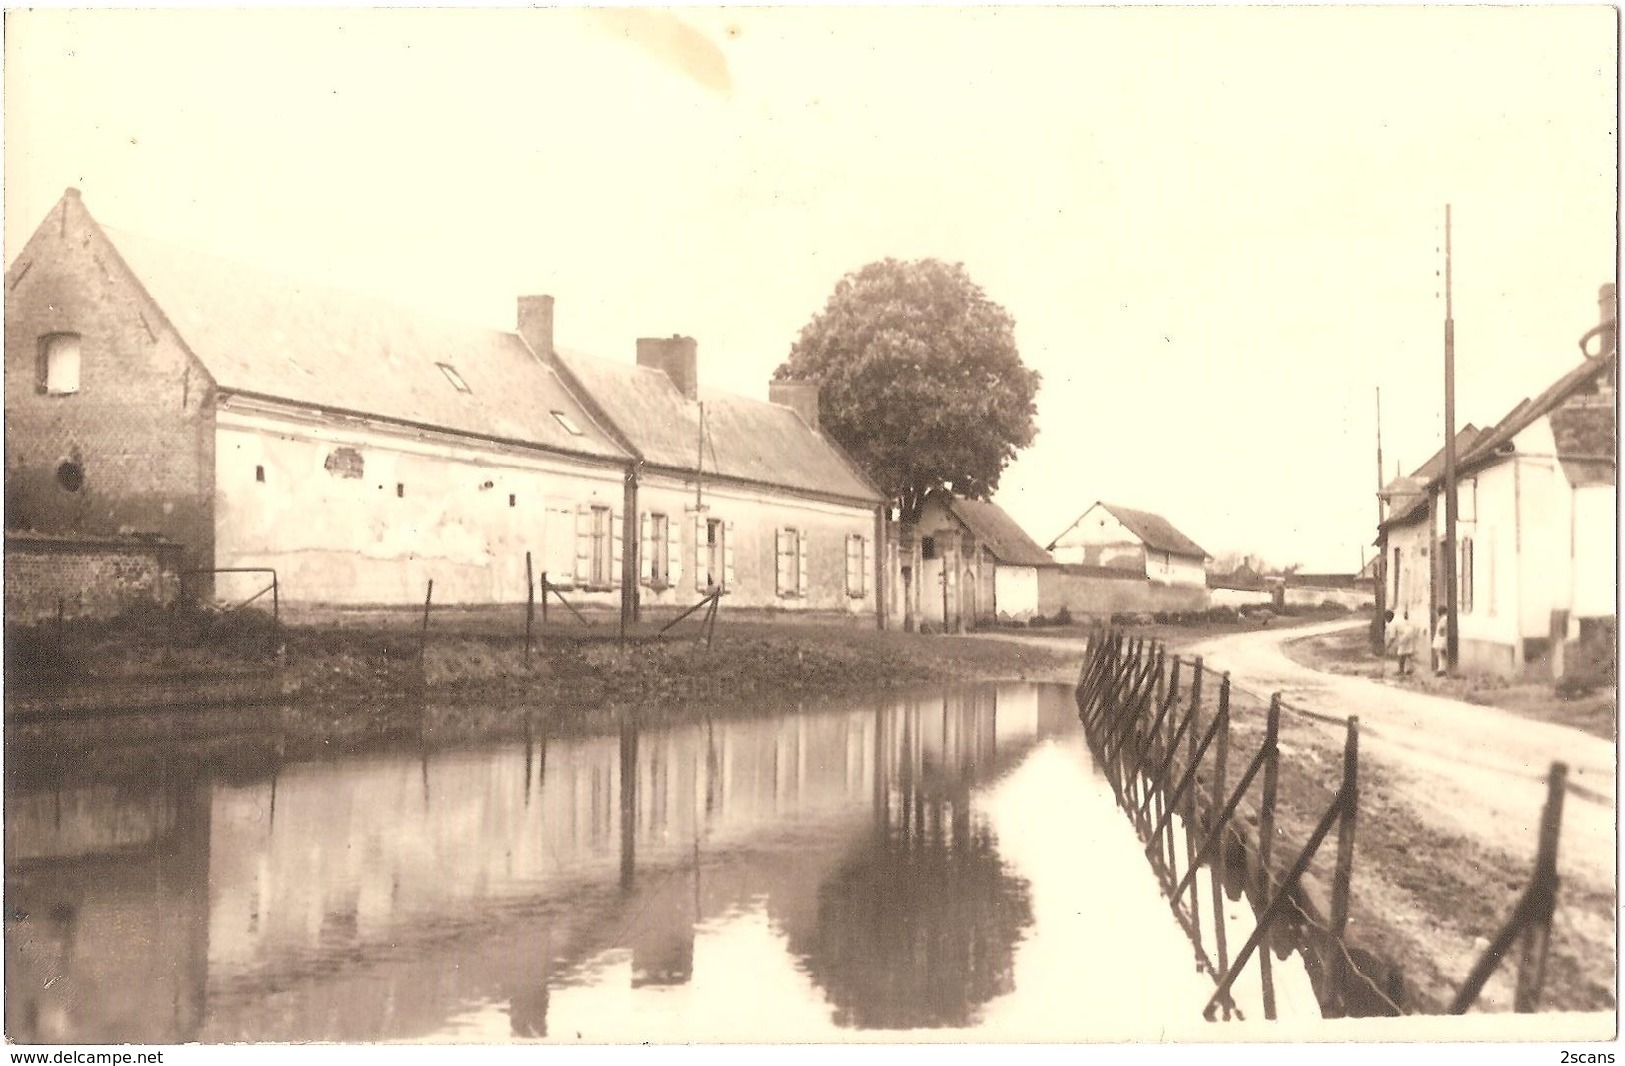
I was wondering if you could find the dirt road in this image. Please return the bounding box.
[1187,619,1615,902]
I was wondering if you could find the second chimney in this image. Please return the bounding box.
[517,295,555,357]
[769,378,821,432]
[637,336,698,401]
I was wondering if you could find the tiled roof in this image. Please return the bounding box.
[98,225,627,462]
[550,348,881,503]
[1381,354,1618,530]
[1550,404,1617,486]
[1098,503,1209,560]
[940,495,1056,567]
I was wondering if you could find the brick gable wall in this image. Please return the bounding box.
[4,192,217,578]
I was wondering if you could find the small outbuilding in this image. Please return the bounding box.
[1046,502,1209,588]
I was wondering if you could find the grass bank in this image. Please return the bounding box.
[5,605,1083,749]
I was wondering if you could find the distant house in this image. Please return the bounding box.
[1047,502,1209,588]
[1377,296,1616,678]
[5,188,886,620]
[904,490,1056,629]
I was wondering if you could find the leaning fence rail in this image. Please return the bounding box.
[1075,629,1568,1020]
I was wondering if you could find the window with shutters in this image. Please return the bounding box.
[845,534,868,598]
[776,528,803,597]
[645,512,670,589]
[590,505,614,588]
[704,518,729,591]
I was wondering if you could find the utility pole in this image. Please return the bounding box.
[1442,205,1460,674]
[1378,383,1391,656]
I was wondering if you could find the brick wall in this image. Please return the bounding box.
[4,191,216,575]
[4,534,183,623]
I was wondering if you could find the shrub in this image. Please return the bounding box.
[1054,606,1073,627]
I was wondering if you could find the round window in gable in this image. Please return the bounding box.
[56,461,84,493]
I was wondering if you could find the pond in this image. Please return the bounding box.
[4,681,1315,1043]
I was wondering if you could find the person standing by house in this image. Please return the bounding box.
[1384,610,1417,676]
[1431,605,1450,676]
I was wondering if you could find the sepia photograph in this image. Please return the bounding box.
[1,3,1618,1056]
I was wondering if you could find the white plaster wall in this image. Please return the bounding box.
[993,566,1038,620]
[214,407,626,606]
[636,472,877,615]
[1572,483,1617,620]
[1048,504,1146,571]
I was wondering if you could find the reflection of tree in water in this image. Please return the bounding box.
[794,790,1033,1030]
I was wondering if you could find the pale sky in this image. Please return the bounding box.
[5,6,1617,572]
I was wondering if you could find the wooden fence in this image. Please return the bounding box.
[1075,630,1567,1020]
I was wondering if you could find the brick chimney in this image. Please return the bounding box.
[769,379,821,432]
[637,336,698,400]
[517,295,555,357]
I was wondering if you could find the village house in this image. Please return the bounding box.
[1036,502,1212,618]
[1377,286,1617,678]
[898,490,1057,631]
[1046,502,1209,587]
[535,327,886,623]
[4,188,886,622]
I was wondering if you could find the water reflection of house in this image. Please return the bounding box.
[188,686,1063,1040]
[4,775,212,1044]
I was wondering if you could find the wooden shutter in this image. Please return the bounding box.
[796,529,809,598]
[639,513,653,585]
[610,510,623,589]
[775,528,791,596]
[723,520,735,590]
[861,535,872,598]
[666,517,682,589]
[694,513,708,591]
[573,505,591,586]
[844,534,858,596]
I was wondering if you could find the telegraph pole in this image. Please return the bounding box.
[1374,385,1387,659]
[1442,205,1460,674]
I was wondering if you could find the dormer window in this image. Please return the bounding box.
[551,410,584,436]
[436,362,471,393]
[38,333,81,395]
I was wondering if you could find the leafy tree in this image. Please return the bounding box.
[775,258,1040,521]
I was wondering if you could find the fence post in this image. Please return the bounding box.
[1185,656,1204,956]
[1326,716,1361,1018]
[525,552,535,670]
[1258,693,1282,1020]
[541,571,549,627]
[418,579,434,669]
[1514,761,1567,1011]
[271,572,281,659]
[1209,672,1232,1015]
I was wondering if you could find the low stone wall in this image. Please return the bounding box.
[5,533,183,624]
[1037,565,1209,618]
[1283,585,1375,611]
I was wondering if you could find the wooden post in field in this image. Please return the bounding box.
[1258,693,1282,1020]
[1326,716,1361,1018]
[418,580,434,669]
[525,552,535,669]
[541,571,549,626]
